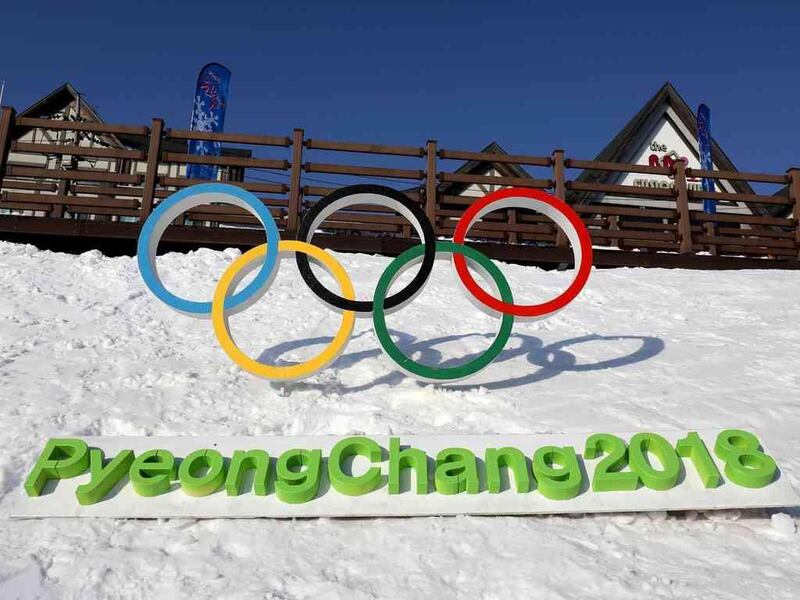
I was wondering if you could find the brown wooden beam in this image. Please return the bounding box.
[566,158,671,176]
[159,177,286,194]
[3,191,140,209]
[688,189,791,205]
[140,118,164,220]
[71,184,144,197]
[425,140,437,226]
[692,211,793,227]
[552,149,568,248]
[11,142,145,160]
[50,175,69,218]
[67,206,141,217]
[166,129,291,147]
[589,229,676,242]
[438,149,550,167]
[187,202,288,216]
[15,117,149,136]
[304,162,423,180]
[439,172,551,188]
[0,180,57,192]
[161,152,288,170]
[567,181,676,199]
[286,128,304,236]
[573,204,677,219]
[0,108,18,178]
[686,168,788,185]
[0,201,53,212]
[5,165,141,184]
[788,168,800,256]
[716,226,793,239]
[305,138,423,157]
[694,234,796,249]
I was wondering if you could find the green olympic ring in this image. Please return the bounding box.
[373,241,515,382]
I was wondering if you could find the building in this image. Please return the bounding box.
[2,83,248,221]
[0,80,796,268]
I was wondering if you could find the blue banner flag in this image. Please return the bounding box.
[697,104,715,214]
[187,63,231,181]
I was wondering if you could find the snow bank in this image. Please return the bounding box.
[0,240,798,598]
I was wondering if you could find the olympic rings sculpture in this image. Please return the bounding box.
[137,182,593,383]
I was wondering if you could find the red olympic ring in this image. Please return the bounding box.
[452,188,593,319]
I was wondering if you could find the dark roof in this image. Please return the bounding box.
[19,82,104,122]
[14,83,124,147]
[440,141,531,195]
[570,81,775,215]
[117,132,252,157]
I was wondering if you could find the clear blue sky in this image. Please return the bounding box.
[1,0,797,174]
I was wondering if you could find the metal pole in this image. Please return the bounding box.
[0,81,6,106]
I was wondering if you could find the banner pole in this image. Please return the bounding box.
[698,103,715,215]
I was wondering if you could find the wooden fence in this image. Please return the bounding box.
[0,106,798,269]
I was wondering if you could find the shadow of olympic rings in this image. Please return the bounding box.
[256,332,665,393]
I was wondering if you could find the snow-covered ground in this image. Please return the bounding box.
[0,239,798,599]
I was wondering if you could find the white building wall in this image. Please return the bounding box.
[602,113,750,214]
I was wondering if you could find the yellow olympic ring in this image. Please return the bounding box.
[211,240,356,381]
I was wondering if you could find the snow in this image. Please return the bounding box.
[0,239,799,598]
[772,512,797,536]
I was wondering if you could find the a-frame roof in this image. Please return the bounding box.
[569,81,767,210]
[19,82,104,122]
[439,141,531,196]
[14,82,126,148]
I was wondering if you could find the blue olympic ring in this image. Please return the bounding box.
[137,183,280,316]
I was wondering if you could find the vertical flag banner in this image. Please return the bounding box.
[697,103,715,214]
[187,63,232,181]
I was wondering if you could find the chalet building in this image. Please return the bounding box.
[570,82,791,219]
[444,82,789,219]
[2,83,249,221]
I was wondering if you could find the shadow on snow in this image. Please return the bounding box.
[256,331,665,394]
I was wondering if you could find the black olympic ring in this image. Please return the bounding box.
[295,184,437,314]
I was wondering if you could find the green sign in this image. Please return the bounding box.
[21,430,784,512]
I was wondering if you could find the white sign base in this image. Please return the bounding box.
[10,431,799,519]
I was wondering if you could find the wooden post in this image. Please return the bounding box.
[609,215,620,249]
[552,149,568,248]
[0,107,15,182]
[703,221,718,256]
[788,168,800,258]
[286,128,304,237]
[140,118,164,221]
[50,176,69,219]
[675,159,693,254]
[508,208,518,244]
[49,111,72,218]
[425,140,437,234]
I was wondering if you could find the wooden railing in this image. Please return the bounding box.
[0,106,798,268]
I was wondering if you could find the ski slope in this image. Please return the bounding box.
[0,240,798,599]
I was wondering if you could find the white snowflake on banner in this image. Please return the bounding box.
[191,95,220,133]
